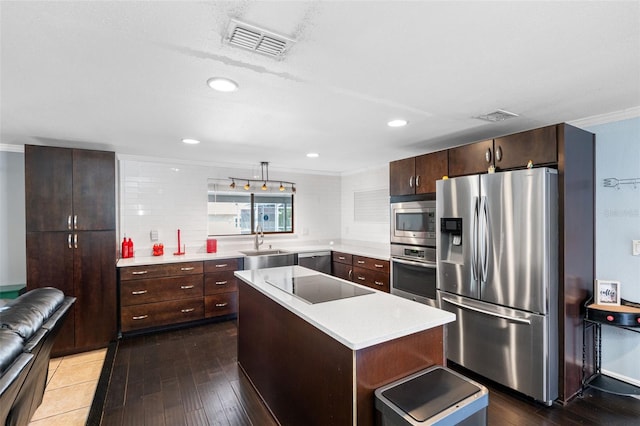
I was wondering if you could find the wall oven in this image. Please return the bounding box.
[390,244,437,307]
[390,200,436,247]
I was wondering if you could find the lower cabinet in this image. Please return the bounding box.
[332,251,390,293]
[118,258,241,334]
[204,258,241,318]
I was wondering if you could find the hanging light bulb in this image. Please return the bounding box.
[244,181,250,190]
[229,180,236,189]
[279,182,285,191]
[262,182,268,191]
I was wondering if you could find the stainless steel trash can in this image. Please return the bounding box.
[375,366,488,426]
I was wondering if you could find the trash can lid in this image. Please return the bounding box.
[381,367,482,422]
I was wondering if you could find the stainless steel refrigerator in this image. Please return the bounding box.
[436,167,558,405]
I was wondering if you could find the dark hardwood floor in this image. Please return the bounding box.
[92,321,640,425]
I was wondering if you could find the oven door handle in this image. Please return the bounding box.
[392,258,436,269]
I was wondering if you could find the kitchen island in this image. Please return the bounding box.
[235,266,455,426]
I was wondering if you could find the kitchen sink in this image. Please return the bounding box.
[241,249,298,270]
[240,249,290,256]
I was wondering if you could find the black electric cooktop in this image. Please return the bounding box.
[265,274,374,304]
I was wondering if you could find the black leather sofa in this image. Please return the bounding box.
[0,288,75,426]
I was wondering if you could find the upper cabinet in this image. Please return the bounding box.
[446,125,558,177]
[493,125,557,170]
[389,151,448,196]
[448,139,494,177]
[26,146,116,231]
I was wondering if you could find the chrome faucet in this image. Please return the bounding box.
[254,224,264,250]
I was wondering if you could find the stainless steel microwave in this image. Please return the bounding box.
[390,200,437,246]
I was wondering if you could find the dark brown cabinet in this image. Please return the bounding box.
[389,151,448,196]
[25,145,116,356]
[204,258,240,318]
[447,139,494,177]
[448,126,558,177]
[493,125,557,170]
[119,262,204,332]
[331,251,390,293]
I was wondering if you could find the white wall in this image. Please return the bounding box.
[587,116,640,386]
[0,150,26,287]
[340,164,390,245]
[118,157,342,255]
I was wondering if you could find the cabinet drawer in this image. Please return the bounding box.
[332,262,352,281]
[352,256,390,273]
[204,258,240,273]
[352,267,389,293]
[205,293,238,318]
[120,261,203,281]
[332,252,352,265]
[204,271,238,295]
[120,275,203,306]
[121,298,204,332]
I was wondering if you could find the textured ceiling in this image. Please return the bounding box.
[1,1,639,174]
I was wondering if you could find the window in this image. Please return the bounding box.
[207,180,294,236]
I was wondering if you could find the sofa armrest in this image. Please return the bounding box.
[42,297,75,331]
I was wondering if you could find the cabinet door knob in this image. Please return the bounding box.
[180,267,195,271]
[131,290,148,295]
[215,303,228,308]
[485,148,492,163]
[374,281,384,286]
[215,264,228,268]
[338,256,346,260]
[215,281,228,286]
[409,176,414,188]
[73,215,78,229]
[132,270,148,275]
[374,264,384,268]
[68,234,72,249]
[495,146,502,162]
[132,315,148,320]
[180,285,195,290]
[357,276,366,281]
[416,175,421,187]
[73,233,78,249]
[67,215,72,230]
[357,260,365,264]
[181,308,195,313]
[348,270,352,280]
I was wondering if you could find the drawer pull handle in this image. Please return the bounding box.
[215,264,228,268]
[338,256,346,260]
[374,264,384,268]
[357,276,365,281]
[215,281,228,285]
[215,303,228,308]
[132,271,148,275]
[131,290,148,295]
[181,308,195,313]
[374,281,384,286]
[180,267,195,271]
[357,260,365,264]
[180,285,195,289]
[132,315,148,320]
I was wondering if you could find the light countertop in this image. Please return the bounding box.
[235,265,455,350]
[116,242,390,268]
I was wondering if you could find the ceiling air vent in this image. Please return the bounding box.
[225,19,295,59]
[474,109,520,122]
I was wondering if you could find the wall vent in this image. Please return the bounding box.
[474,109,520,122]
[225,19,295,59]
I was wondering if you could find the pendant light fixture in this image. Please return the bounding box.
[229,162,296,193]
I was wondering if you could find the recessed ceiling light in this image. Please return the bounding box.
[181,138,200,145]
[207,77,239,92]
[306,152,319,158]
[387,119,408,127]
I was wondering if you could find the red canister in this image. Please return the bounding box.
[207,239,217,253]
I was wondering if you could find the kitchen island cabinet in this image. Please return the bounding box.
[235,266,454,426]
[332,251,390,293]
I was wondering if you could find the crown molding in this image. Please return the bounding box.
[569,106,640,128]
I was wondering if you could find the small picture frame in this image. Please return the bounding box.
[595,279,621,305]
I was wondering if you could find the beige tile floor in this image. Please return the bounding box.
[28,348,107,426]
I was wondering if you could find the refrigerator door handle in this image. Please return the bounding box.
[441,296,532,325]
[471,196,479,282]
[480,195,489,282]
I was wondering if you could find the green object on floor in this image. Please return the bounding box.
[0,284,26,299]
